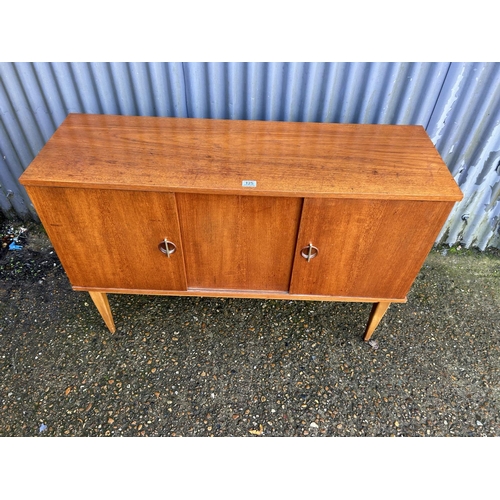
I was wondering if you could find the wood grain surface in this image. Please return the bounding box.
[26,186,187,290]
[176,194,302,291]
[72,286,408,303]
[19,115,463,339]
[20,114,463,202]
[289,198,456,299]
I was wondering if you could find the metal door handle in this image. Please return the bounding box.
[301,243,318,262]
[158,238,177,258]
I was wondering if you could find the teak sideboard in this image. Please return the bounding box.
[19,114,463,341]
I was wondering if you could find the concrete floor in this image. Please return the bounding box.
[1,219,499,437]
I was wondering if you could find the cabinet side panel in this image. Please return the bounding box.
[177,194,302,291]
[290,199,455,299]
[26,187,187,290]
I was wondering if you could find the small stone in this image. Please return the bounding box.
[249,424,264,435]
[394,421,400,427]
[232,414,240,420]
[310,422,319,428]
[337,423,343,429]
[108,417,114,424]
[261,396,266,402]
[477,421,483,426]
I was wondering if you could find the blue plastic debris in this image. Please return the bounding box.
[8,242,22,250]
[39,423,47,433]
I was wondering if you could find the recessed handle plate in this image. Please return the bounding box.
[158,238,177,258]
[301,243,318,262]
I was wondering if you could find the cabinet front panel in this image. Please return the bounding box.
[176,194,302,291]
[290,198,455,299]
[27,187,187,290]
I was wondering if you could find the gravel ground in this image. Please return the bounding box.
[1,217,499,437]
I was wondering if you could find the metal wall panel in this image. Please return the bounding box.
[1,62,499,249]
[181,62,449,124]
[427,62,500,250]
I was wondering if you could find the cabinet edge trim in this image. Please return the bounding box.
[72,286,407,303]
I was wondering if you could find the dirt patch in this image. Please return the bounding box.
[1,220,60,284]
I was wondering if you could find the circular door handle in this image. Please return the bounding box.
[158,238,177,258]
[301,243,318,262]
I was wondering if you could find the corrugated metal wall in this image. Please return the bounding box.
[427,63,500,249]
[1,62,499,249]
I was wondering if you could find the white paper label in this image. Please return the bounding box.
[242,180,257,187]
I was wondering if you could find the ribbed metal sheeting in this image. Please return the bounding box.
[1,62,499,249]
[427,63,500,250]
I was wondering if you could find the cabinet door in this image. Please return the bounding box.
[27,187,187,291]
[176,194,302,291]
[289,198,455,299]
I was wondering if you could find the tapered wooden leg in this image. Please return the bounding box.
[364,301,391,341]
[89,292,116,333]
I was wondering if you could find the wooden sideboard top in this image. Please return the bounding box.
[20,113,463,201]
